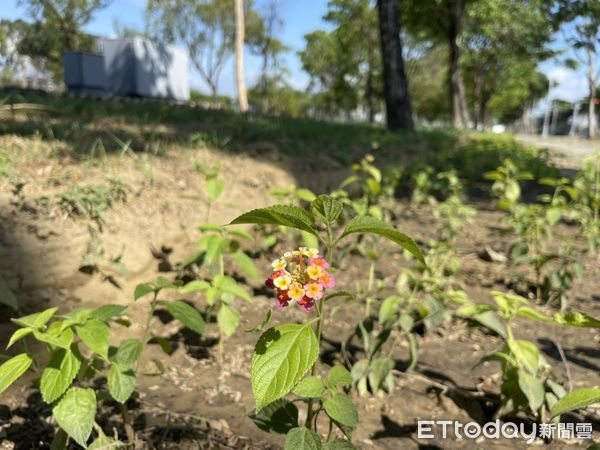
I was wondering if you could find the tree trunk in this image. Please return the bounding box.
[569,102,580,137]
[234,0,248,112]
[587,46,597,139]
[377,0,413,131]
[448,0,470,128]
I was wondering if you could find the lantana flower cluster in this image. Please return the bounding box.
[265,247,335,311]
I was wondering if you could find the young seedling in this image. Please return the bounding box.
[229,195,424,448]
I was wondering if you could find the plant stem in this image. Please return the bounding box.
[305,239,334,430]
[120,403,135,446]
[136,291,159,372]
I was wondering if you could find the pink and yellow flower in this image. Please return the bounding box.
[288,282,305,300]
[305,282,323,300]
[306,265,323,280]
[264,248,335,311]
[319,272,336,289]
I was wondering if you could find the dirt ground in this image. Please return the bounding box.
[0,137,599,449]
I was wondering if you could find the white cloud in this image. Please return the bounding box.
[547,66,588,103]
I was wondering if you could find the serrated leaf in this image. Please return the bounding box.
[90,305,127,322]
[517,370,545,411]
[284,427,323,450]
[76,320,109,358]
[12,307,58,329]
[108,365,136,403]
[112,339,143,366]
[230,250,259,281]
[0,281,18,310]
[33,324,73,350]
[250,399,299,434]
[340,216,424,264]
[0,353,32,395]
[327,365,353,388]
[311,195,343,226]
[217,304,239,337]
[40,348,81,403]
[292,376,325,398]
[230,205,318,236]
[551,388,600,417]
[165,301,205,335]
[554,312,600,328]
[323,393,358,428]
[53,387,96,448]
[134,283,154,301]
[180,280,211,294]
[252,324,319,411]
[7,327,33,348]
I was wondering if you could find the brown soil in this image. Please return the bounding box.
[0,140,598,449]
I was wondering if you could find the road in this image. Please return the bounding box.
[516,134,599,169]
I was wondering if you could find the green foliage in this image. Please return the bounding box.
[55,178,128,222]
[551,388,600,417]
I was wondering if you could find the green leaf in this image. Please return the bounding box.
[323,393,358,428]
[472,311,507,337]
[284,427,323,450]
[7,327,33,348]
[53,387,96,448]
[230,250,259,281]
[517,307,553,323]
[517,370,545,411]
[217,304,239,337]
[551,388,600,417]
[250,399,299,434]
[180,280,211,294]
[339,216,424,264]
[154,276,179,290]
[296,188,317,202]
[134,283,154,301]
[76,320,109,358]
[0,281,18,310]
[252,324,319,411]
[292,376,325,398]
[50,429,69,450]
[325,440,357,450]
[12,307,58,329]
[33,324,74,350]
[229,205,318,237]
[40,348,81,403]
[311,195,343,226]
[554,312,600,328]
[112,339,143,366]
[206,178,224,201]
[379,296,402,326]
[322,291,354,303]
[327,365,353,388]
[508,339,540,374]
[90,305,127,322]
[108,365,136,403]
[165,301,205,335]
[0,353,32,395]
[214,275,252,302]
[368,357,394,393]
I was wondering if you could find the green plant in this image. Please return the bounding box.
[0,276,205,447]
[573,152,600,253]
[229,195,424,448]
[476,291,564,421]
[485,158,534,210]
[57,178,128,223]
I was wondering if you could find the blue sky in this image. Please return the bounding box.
[2,0,589,102]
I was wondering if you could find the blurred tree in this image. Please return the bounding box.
[248,76,311,117]
[299,0,382,121]
[246,0,289,113]
[556,0,600,138]
[377,0,413,130]
[16,0,108,82]
[402,0,476,128]
[147,0,235,100]
[462,0,553,128]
